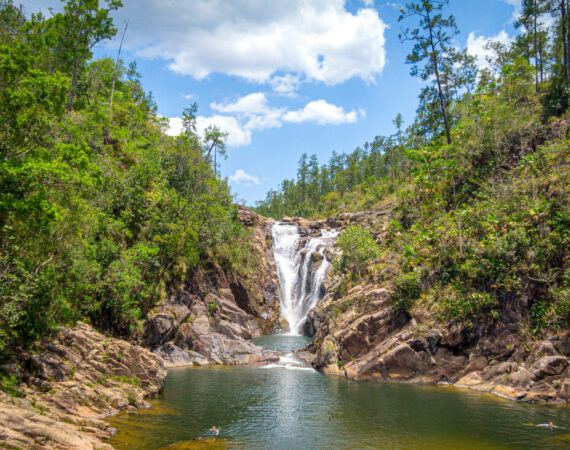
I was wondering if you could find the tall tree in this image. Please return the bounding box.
[399,0,460,145]
[32,0,123,111]
[517,0,549,89]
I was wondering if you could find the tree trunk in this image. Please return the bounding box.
[427,9,452,144]
[562,1,568,82]
[534,0,539,90]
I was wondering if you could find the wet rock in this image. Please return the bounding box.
[506,367,535,389]
[432,348,467,379]
[525,381,559,402]
[153,343,192,367]
[483,361,519,381]
[465,355,488,373]
[359,344,422,379]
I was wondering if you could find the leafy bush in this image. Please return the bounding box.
[393,271,421,312]
[208,301,219,316]
[0,373,23,397]
[335,225,380,276]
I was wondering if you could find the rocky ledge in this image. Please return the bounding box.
[0,323,167,449]
[306,278,570,404]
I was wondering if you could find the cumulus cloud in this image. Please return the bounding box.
[196,115,252,147]
[283,100,358,125]
[211,93,271,115]
[466,31,513,70]
[23,0,387,92]
[270,74,301,97]
[166,115,252,147]
[166,117,184,137]
[229,169,261,186]
[106,0,386,87]
[168,93,362,147]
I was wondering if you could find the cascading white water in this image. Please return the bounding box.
[272,223,337,335]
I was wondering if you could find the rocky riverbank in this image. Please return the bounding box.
[0,207,289,449]
[0,323,167,449]
[301,209,570,404]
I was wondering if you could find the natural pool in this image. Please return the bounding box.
[109,336,569,449]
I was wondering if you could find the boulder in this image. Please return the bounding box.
[359,344,422,379]
[531,356,569,379]
[143,314,176,348]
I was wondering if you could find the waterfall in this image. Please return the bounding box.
[272,223,337,335]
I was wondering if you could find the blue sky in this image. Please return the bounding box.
[23,0,522,206]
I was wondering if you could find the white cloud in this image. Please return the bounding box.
[211,93,271,115]
[467,31,513,70]
[108,0,386,86]
[196,115,252,147]
[270,74,301,97]
[499,0,522,22]
[229,169,261,186]
[283,100,358,125]
[168,93,362,146]
[166,115,252,147]
[166,117,184,137]
[183,94,196,100]
[363,0,375,6]
[23,1,386,92]
[211,93,361,133]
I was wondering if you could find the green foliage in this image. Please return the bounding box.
[127,391,136,405]
[393,271,421,312]
[0,1,255,353]
[0,373,22,397]
[111,375,140,386]
[541,73,570,118]
[257,0,569,336]
[335,225,380,276]
[208,301,219,316]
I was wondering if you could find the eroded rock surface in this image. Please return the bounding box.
[305,210,569,404]
[0,323,167,449]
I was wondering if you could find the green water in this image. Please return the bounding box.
[109,336,569,449]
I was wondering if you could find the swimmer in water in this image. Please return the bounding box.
[210,426,220,435]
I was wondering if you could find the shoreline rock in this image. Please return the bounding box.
[0,322,167,449]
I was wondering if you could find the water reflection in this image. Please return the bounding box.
[110,337,569,450]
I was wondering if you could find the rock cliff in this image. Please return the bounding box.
[143,205,282,366]
[304,210,570,404]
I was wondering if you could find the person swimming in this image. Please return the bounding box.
[210,426,220,435]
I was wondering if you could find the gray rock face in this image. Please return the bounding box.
[143,314,176,348]
[141,206,283,368]
[307,256,570,403]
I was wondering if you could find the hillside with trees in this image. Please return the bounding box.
[0,0,253,355]
[256,0,569,332]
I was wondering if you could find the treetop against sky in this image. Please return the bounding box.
[21,0,522,204]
